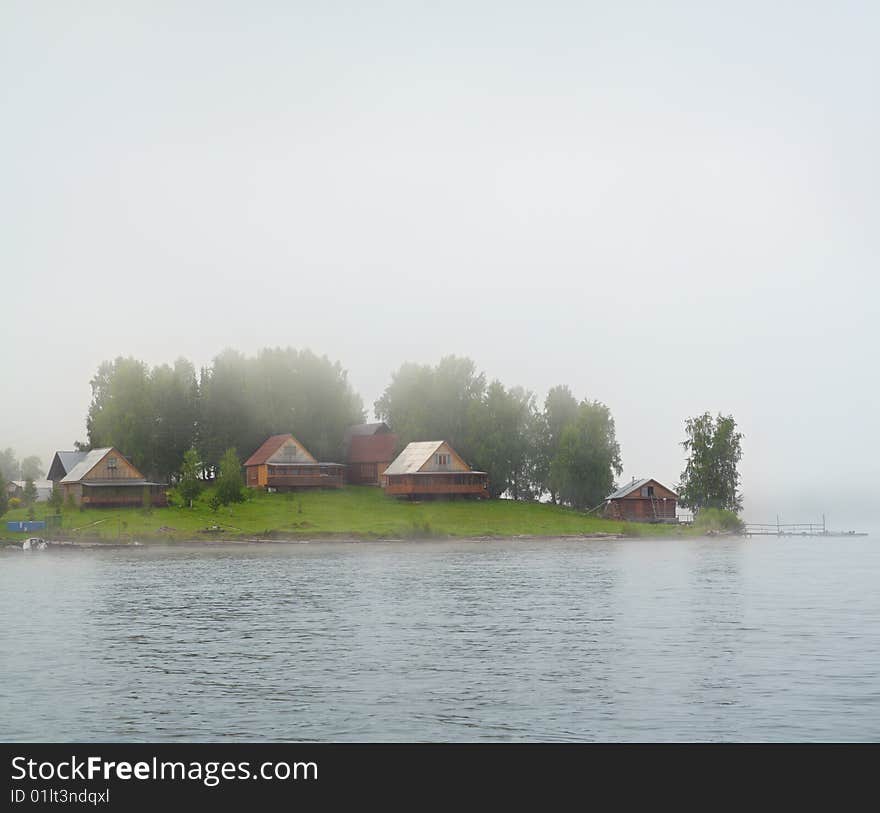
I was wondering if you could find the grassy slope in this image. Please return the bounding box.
[1,486,690,542]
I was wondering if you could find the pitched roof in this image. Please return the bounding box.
[383,441,446,475]
[243,435,291,466]
[60,448,113,483]
[243,434,317,467]
[48,451,88,479]
[347,432,397,464]
[606,478,678,500]
[345,422,391,439]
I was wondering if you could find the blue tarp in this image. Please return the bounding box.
[6,521,46,532]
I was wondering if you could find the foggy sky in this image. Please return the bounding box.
[2,2,877,526]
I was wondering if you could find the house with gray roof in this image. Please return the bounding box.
[57,447,167,508]
[603,477,678,522]
[383,440,488,499]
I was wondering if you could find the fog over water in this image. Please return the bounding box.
[1,3,877,525]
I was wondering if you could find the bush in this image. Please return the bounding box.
[215,448,245,506]
[694,507,745,534]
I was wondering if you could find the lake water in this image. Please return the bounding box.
[1,536,878,742]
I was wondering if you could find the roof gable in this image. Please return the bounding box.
[384,441,474,475]
[345,422,392,439]
[244,434,316,466]
[60,448,146,483]
[48,451,88,480]
[606,478,679,500]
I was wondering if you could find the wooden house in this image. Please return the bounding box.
[603,478,678,522]
[244,434,345,490]
[344,422,397,485]
[383,441,489,499]
[59,447,167,508]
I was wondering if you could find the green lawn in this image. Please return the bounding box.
[1,486,691,543]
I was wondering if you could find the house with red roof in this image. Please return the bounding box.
[243,434,345,491]
[344,422,397,486]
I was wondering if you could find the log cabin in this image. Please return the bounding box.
[603,478,678,522]
[59,447,167,508]
[344,422,397,486]
[244,434,345,490]
[383,441,489,499]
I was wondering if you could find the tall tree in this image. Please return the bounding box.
[150,358,199,482]
[535,385,580,503]
[678,412,743,514]
[467,382,539,499]
[178,448,203,508]
[0,473,8,518]
[22,478,38,507]
[86,357,155,474]
[20,456,43,481]
[215,448,245,505]
[550,400,622,510]
[375,355,486,461]
[0,448,19,482]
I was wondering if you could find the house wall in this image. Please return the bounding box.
[606,497,677,521]
[82,451,143,481]
[61,483,83,505]
[246,464,268,488]
[418,442,470,473]
[266,438,316,465]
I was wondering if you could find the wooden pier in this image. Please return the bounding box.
[744,516,868,538]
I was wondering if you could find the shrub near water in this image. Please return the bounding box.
[694,508,745,534]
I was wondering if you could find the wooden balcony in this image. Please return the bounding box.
[384,474,489,498]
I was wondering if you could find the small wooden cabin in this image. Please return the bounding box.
[244,434,344,491]
[383,441,488,499]
[345,422,397,485]
[604,478,678,523]
[59,447,167,508]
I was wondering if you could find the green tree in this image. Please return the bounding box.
[86,357,155,474]
[48,485,64,513]
[150,358,199,483]
[215,448,245,505]
[0,476,8,519]
[375,355,486,461]
[467,382,539,499]
[550,400,622,510]
[535,385,580,503]
[22,478,38,507]
[199,347,363,471]
[0,448,19,482]
[20,456,43,481]
[178,448,203,508]
[678,412,743,514]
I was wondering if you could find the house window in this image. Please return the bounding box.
[436,454,450,466]
[107,457,117,470]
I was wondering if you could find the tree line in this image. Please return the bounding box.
[1,346,743,517]
[79,349,625,510]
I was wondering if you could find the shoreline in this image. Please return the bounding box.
[1,529,705,549]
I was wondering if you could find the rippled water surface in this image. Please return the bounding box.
[2,536,879,741]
